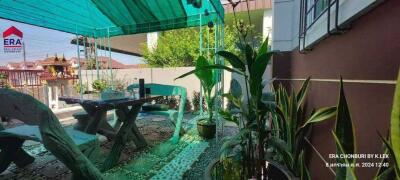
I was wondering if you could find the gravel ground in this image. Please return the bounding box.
[183,125,238,180]
[0,113,238,180]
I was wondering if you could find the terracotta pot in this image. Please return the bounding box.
[197,119,216,139]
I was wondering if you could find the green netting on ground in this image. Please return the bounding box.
[103,129,206,180]
[0,0,224,37]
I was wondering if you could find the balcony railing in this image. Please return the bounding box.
[298,0,346,52]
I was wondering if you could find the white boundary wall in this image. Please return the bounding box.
[80,67,233,101]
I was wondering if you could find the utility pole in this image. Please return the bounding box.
[22,42,26,67]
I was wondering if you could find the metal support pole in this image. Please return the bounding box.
[107,28,113,89]
[199,13,204,115]
[83,37,88,90]
[76,34,82,98]
[94,37,100,80]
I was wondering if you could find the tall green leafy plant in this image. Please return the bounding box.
[188,36,275,178]
[176,56,218,123]
[271,78,337,179]
[177,33,273,178]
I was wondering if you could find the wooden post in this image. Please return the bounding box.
[101,105,144,171]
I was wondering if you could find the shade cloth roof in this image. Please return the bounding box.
[0,0,224,37]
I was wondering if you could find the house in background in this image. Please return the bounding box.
[146,0,273,54]
[271,0,398,179]
[69,56,133,70]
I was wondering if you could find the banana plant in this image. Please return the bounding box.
[175,56,218,123]
[181,37,276,178]
[270,77,337,179]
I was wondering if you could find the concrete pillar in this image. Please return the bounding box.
[263,9,273,40]
[147,32,159,52]
[54,85,59,109]
[262,9,273,93]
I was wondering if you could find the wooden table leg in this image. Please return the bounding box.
[101,105,142,171]
[130,122,147,148]
[82,105,107,135]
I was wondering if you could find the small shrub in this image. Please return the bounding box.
[185,99,192,112]
[74,83,87,94]
[192,91,207,112]
[92,79,108,92]
[155,96,178,109]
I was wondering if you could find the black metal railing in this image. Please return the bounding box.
[298,0,346,53]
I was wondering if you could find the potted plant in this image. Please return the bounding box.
[91,79,108,93]
[176,56,217,139]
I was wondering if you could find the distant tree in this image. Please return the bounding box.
[142,25,247,67]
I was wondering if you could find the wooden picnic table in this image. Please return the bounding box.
[59,94,161,171]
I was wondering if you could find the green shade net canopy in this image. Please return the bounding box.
[0,0,224,37]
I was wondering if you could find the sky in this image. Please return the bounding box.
[0,19,143,66]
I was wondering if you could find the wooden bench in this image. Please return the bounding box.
[0,89,104,179]
[0,125,99,161]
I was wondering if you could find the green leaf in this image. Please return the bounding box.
[261,92,276,109]
[230,79,242,98]
[332,131,357,180]
[268,136,294,169]
[375,167,394,180]
[174,64,245,81]
[217,51,245,72]
[374,144,392,180]
[335,78,356,156]
[204,65,246,76]
[299,150,311,180]
[378,132,400,179]
[297,77,311,109]
[174,68,197,80]
[334,78,356,179]
[245,44,254,68]
[300,106,337,129]
[257,36,269,57]
[222,93,242,109]
[390,70,400,178]
[219,110,239,126]
[194,56,214,90]
[249,52,273,98]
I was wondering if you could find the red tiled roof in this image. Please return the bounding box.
[3,26,23,38]
[70,56,137,69]
[124,64,148,69]
[36,56,69,66]
[7,61,43,70]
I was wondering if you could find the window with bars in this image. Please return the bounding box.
[306,0,329,28]
[299,0,334,51]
